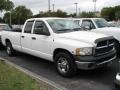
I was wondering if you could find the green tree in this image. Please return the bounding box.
[4,6,33,24]
[114,6,120,20]
[79,12,96,18]
[34,9,68,18]
[115,11,120,20]
[0,0,14,12]
[3,11,10,23]
[101,7,115,21]
[0,17,4,22]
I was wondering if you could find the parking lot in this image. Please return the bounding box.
[0,49,119,90]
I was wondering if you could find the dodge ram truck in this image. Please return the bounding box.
[1,18,116,77]
[74,18,120,55]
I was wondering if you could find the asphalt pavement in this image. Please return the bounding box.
[0,49,119,90]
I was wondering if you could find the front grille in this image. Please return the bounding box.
[95,39,114,56]
[96,54,115,63]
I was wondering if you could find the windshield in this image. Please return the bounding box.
[94,19,110,28]
[0,25,12,31]
[116,23,120,27]
[47,19,81,33]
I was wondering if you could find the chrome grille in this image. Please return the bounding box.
[95,39,114,56]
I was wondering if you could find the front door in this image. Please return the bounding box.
[31,20,53,61]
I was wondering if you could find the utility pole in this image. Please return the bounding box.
[79,8,81,16]
[93,0,97,13]
[52,4,55,12]
[10,12,11,25]
[48,0,51,15]
[8,11,11,25]
[74,3,78,17]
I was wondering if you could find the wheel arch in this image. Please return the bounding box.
[53,48,74,61]
[5,39,11,46]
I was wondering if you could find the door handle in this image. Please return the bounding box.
[21,36,25,38]
[32,37,36,40]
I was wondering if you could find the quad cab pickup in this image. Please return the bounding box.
[74,18,120,54]
[1,18,116,77]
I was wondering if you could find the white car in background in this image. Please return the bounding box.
[74,18,120,55]
[108,21,120,28]
[0,23,12,47]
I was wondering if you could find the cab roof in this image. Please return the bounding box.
[27,17,73,21]
[73,18,103,20]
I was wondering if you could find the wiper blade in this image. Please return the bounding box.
[57,29,72,32]
[73,28,81,31]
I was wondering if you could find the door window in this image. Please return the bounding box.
[24,21,34,33]
[81,20,95,30]
[33,21,49,35]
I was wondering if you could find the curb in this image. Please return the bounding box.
[0,57,68,90]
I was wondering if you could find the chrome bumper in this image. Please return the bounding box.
[75,55,116,70]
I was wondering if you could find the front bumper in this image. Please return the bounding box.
[74,50,116,70]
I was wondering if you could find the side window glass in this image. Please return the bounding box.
[82,20,95,30]
[24,21,34,33]
[33,21,49,35]
[74,20,80,25]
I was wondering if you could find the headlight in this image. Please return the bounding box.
[75,47,93,56]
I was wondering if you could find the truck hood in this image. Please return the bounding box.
[92,27,120,41]
[95,27,120,31]
[57,31,111,45]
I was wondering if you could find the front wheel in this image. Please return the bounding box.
[6,42,15,56]
[55,52,77,77]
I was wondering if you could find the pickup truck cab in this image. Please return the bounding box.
[74,18,120,55]
[1,18,116,77]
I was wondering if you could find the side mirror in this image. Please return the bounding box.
[83,26,91,30]
[12,28,22,32]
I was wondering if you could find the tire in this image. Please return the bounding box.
[6,41,15,56]
[115,83,120,89]
[0,44,5,50]
[54,52,77,77]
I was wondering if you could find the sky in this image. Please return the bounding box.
[1,0,120,17]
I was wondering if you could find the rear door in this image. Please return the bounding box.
[21,20,34,53]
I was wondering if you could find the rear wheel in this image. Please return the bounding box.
[55,52,77,77]
[6,41,15,56]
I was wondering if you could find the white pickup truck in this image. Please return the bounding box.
[1,18,116,77]
[74,18,120,54]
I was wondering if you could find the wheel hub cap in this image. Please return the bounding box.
[57,57,69,73]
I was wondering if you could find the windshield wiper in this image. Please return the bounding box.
[57,29,72,32]
[73,28,81,31]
